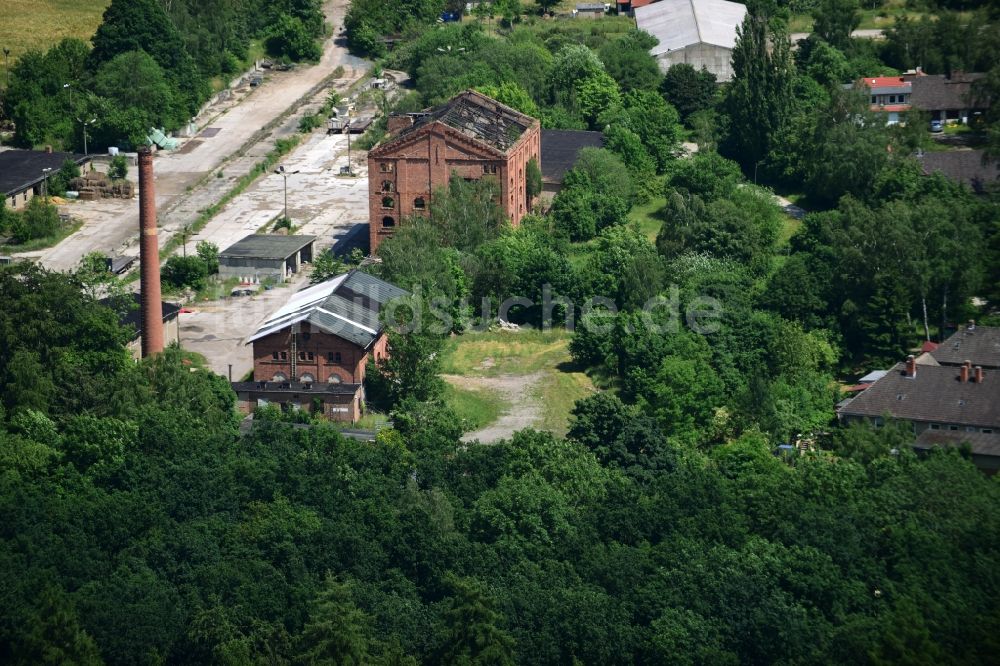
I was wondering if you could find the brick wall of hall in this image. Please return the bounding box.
[252,327,388,384]
[368,123,542,254]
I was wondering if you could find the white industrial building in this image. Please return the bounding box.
[634,0,747,82]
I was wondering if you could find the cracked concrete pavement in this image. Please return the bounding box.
[16,0,368,272]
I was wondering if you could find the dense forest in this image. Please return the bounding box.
[1,263,999,664]
[2,0,1000,663]
[0,0,326,151]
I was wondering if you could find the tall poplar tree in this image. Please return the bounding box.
[723,11,794,171]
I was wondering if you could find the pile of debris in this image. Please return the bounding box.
[70,171,135,201]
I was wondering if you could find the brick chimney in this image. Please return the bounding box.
[960,360,972,383]
[975,366,984,384]
[138,147,164,357]
[905,354,917,378]
[386,114,415,136]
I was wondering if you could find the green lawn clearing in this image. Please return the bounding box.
[440,329,595,437]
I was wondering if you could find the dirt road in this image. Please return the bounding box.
[21,0,368,271]
[445,373,546,444]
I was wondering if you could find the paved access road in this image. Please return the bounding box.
[20,0,367,272]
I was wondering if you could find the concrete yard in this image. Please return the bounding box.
[179,272,312,381]
[15,0,368,272]
[187,131,370,257]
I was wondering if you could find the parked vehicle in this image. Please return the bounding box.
[930,120,944,133]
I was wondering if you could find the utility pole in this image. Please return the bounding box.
[41,167,52,198]
[77,117,96,156]
[275,165,300,221]
[3,48,9,90]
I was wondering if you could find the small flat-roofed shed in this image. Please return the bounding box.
[219,234,317,282]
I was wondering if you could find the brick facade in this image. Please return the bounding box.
[251,322,388,385]
[367,91,541,254]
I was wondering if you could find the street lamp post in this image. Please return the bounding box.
[77,117,97,156]
[41,167,52,198]
[3,48,9,90]
[275,165,300,222]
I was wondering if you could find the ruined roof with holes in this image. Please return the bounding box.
[379,90,536,155]
[837,362,1000,428]
[931,325,1000,369]
[246,270,408,349]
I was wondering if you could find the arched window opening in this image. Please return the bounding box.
[382,180,394,192]
[381,196,394,209]
[382,216,395,228]
[413,196,426,210]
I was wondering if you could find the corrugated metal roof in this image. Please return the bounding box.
[635,0,746,54]
[246,270,408,349]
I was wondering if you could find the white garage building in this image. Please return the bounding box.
[634,0,747,82]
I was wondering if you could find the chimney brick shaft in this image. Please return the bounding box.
[960,365,969,383]
[975,366,984,384]
[138,148,164,357]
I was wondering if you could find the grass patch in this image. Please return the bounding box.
[532,370,595,437]
[0,0,110,85]
[628,196,666,243]
[440,329,596,436]
[350,411,391,431]
[440,329,576,377]
[777,215,802,247]
[0,219,83,253]
[443,383,506,430]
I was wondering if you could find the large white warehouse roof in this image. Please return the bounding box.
[635,0,747,55]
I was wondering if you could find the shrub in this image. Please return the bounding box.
[109,155,129,180]
[162,255,209,291]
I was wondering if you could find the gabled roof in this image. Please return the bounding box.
[910,72,986,111]
[247,271,408,349]
[918,150,1000,194]
[914,429,1000,458]
[0,149,90,197]
[635,0,747,55]
[931,325,1000,369]
[837,362,1000,428]
[373,90,536,157]
[540,130,604,184]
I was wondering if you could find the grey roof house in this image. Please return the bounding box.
[218,234,317,281]
[837,354,1000,473]
[910,72,987,123]
[539,129,605,196]
[918,150,1000,193]
[1,148,91,211]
